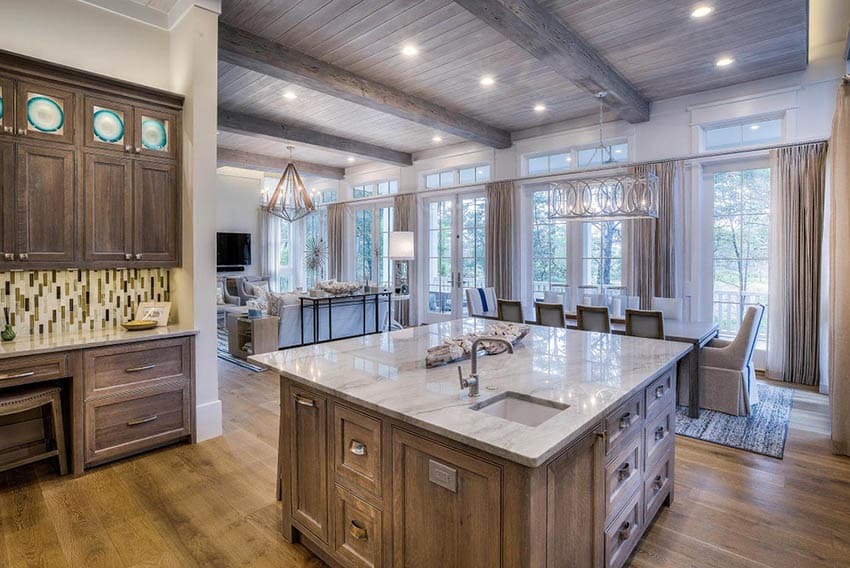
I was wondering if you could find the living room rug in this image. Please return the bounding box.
[675,382,794,459]
[216,327,264,372]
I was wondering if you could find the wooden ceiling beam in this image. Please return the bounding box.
[218,24,512,149]
[217,147,345,180]
[218,109,413,166]
[454,0,650,123]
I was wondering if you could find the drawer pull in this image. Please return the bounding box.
[295,396,315,407]
[0,370,36,380]
[349,440,367,456]
[618,412,632,430]
[127,415,158,426]
[653,474,664,493]
[125,364,157,373]
[654,426,665,441]
[349,520,368,541]
[616,462,631,482]
[655,385,665,398]
[618,521,632,542]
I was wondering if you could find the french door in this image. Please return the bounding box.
[424,193,486,322]
[354,204,394,288]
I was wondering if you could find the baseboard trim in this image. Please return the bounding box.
[195,399,223,442]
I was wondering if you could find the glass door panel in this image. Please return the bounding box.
[427,198,454,320]
[460,195,486,316]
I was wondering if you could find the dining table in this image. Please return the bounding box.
[565,315,720,418]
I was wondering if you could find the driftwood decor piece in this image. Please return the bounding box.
[425,323,530,368]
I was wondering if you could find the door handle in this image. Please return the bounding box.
[125,253,132,260]
[3,253,13,260]
[125,364,156,373]
[295,396,315,407]
[127,415,158,426]
[17,128,26,136]
[349,440,367,456]
[3,126,12,134]
[0,370,35,380]
[135,253,142,260]
[125,144,133,152]
[18,253,28,260]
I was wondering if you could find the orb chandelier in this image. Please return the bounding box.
[549,93,658,221]
[265,146,315,222]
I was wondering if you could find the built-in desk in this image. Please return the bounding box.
[0,325,197,475]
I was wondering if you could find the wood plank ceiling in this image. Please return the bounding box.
[217,0,809,173]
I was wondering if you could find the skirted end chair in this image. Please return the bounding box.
[465,287,498,318]
[688,305,765,416]
[497,299,524,323]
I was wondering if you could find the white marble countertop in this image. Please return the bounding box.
[0,324,198,359]
[250,318,692,467]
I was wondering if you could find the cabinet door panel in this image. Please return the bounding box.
[0,140,15,259]
[133,159,178,263]
[0,76,16,137]
[392,428,501,568]
[16,81,76,145]
[16,144,75,262]
[134,107,177,160]
[84,96,133,154]
[83,152,132,262]
[290,385,329,543]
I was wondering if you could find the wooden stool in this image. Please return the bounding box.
[0,386,68,475]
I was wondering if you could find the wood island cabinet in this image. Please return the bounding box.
[0,49,183,270]
[290,385,330,544]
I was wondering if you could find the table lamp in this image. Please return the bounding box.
[389,231,414,295]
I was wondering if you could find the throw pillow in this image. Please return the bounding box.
[267,292,284,317]
[250,281,270,302]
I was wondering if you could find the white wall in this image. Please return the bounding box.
[216,172,262,276]
[0,0,223,441]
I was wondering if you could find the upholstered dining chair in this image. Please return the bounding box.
[497,299,524,323]
[535,302,566,328]
[625,309,665,340]
[465,287,498,318]
[696,304,765,416]
[651,297,684,321]
[575,305,611,333]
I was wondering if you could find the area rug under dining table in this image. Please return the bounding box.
[675,382,794,459]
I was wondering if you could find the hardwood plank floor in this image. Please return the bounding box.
[1,361,848,567]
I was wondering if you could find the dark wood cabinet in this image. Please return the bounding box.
[16,144,75,263]
[0,75,16,137]
[16,80,76,145]
[83,152,133,263]
[290,385,329,543]
[84,95,134,154]
[133,159,178,263]
[134,106,178,161]
[0,140,15,258]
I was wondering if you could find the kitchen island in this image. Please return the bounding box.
[251,318,691,568]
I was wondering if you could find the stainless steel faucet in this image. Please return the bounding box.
[457,336,514,397]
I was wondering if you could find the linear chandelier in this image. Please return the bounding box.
[549,93,659,222]
[264,146,315,222]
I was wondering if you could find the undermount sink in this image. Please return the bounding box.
[470,392,569,427]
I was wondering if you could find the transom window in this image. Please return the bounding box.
[525,142,628,176]
[353,179,398,199]
[704,118,782,151]
[424,164,490,189]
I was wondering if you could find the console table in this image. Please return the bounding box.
[299,291,391,345]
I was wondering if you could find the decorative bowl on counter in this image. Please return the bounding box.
[316,281,362,295]
[121,319,158,331]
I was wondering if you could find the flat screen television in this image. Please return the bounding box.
[217,232,251,266]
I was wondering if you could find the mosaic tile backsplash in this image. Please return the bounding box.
[0,269,171,336]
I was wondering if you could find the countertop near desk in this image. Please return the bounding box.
[0,324,199,359]
[251,318,691,467]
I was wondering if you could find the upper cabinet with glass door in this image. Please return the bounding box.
[85,98,177,160]
[1,79,77,145]
[134,106,178,160]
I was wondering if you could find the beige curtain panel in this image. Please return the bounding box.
[625,160,684,307]
[327,203,348,281]
[485,181,515,300]
[767,143,827,387]
[829,81,850,456]
[393,193,419,327]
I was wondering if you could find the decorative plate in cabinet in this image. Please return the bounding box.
[134,107,177,160]
[85,97,133,153]
[16,81,75,144]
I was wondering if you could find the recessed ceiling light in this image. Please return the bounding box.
[401,44,419,57]
[347,156,355,163]
[749,124,760,131]
[533,103,546,113]
[479,75,495,87]
[432,135,443,143]
[690,5,713,18]
[283,91,297,100]
[715,56,734,67]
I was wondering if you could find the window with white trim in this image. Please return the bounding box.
[353,179,398,199]
[703,118,782,151]
[524,142,628,176]
[530,189,568,299]
[354,205,395,288]
[581,222,622,287]
[424,164,490,189]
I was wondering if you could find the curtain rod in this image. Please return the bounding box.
[333,137,829,205]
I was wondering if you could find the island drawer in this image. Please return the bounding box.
[604,488,643,568]
[84,337,192,399]
[605,433,642,526]
[645,371,674,419]
[0,352,69,385]
[85,380,190,465]
[644,409,674,469]
[332,484,383,568]
[604,392,643,455]
[644,454,673,523]
[333,403,383,501]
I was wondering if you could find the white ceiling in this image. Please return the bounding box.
[79,0,220,29]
